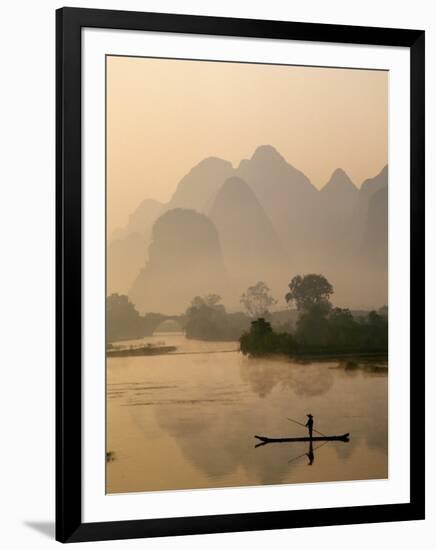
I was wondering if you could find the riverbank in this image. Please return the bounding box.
[107,344,177,357]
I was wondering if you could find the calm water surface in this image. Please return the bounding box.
[107,332,387,494]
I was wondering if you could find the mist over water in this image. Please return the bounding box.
[107,333,387,494]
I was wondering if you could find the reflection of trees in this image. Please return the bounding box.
[336,360,388,378]
[152,403,294,486]
[124,356,387,489]
[239,359,334,398]
[332,366,388,462]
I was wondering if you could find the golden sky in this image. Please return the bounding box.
[107,56,387,234]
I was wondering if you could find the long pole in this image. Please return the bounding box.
[286,416,326,437]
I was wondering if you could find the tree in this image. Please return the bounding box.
[326,308,360,349]
[107,293,144,342]
[285,274,333,313]
[240,318,295,357]
[294,310,330,348]
[240,281,277,319]
[362,310,388,350]
[202,294,222,308]
[188,295,225,315]
[378,305,388,319]
[185,295,228,340]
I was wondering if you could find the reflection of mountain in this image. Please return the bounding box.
[239,359,334,398]
[153,400,294,486]
[332,366,388,461]
[109,146,388,312]
[129,208,228,314]
[121,355,388,489]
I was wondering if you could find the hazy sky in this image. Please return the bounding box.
[107,56,387,234]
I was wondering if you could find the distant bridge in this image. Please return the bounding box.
[142,312,187,335]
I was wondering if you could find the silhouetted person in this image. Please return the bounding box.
[305,414,314,439]
[306,440,315,466]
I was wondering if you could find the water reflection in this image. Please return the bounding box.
[306,440,315,465]
[288,439,324,466]
[107,334,388,493]
[240,358,334,397]
[255,427,351,476]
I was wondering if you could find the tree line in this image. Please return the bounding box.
[106,294,185,343]
[240,274,387,357]
[107,275,387,356]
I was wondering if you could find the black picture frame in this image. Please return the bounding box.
[56,7,425,543]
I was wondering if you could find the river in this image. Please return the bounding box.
[107,332,388,494]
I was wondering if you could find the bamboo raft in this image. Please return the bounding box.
[254,433,350,444]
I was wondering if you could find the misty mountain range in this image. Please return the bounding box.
[108,145,388,314]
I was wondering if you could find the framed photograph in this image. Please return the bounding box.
[56,7,425,543]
